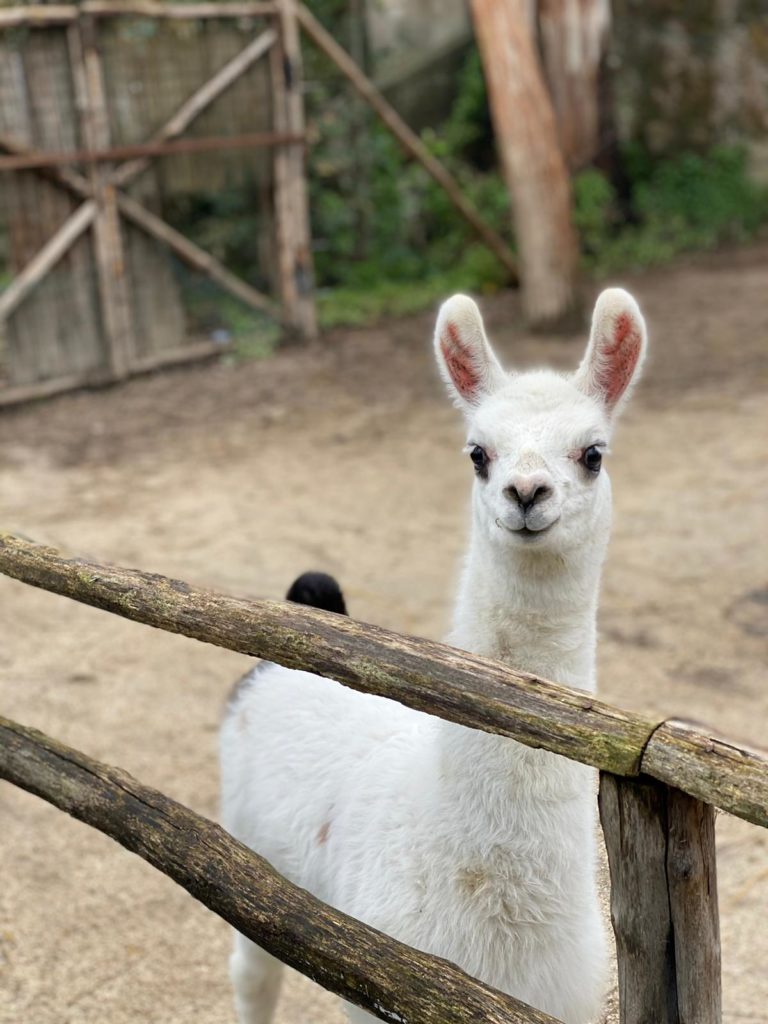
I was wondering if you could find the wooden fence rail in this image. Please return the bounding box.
[0,716,556,1024]
[1,529,766,1024]
[1,531,766,827]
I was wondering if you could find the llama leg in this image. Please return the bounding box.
[229,933,284,1024]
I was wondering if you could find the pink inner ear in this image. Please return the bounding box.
[442,322,480,401]
[596,312,642,408]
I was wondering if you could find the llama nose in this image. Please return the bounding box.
[504,474,553,512]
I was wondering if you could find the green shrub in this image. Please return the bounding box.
[160,0,768,335]
[573,145,768,275]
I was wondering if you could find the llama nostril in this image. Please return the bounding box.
[505,482,552,512]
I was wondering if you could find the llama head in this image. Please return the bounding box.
[434,289,647,555]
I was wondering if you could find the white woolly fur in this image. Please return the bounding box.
[220,287,648,1024]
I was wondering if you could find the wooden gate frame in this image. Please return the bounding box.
[2,530,766,1023]
[1,1,521,407]
[0,1,316,405]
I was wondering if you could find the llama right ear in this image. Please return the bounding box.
[574,288,648,417]
[434,295,506,411]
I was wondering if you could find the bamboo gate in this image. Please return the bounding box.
[0,1,517,406]
[1,531,766,1024]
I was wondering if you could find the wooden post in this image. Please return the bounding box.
[598,774,721,1024]
[468,0,581,330]
[272,0,317,341]
[666,786,721,1024]
[69,17,136,380]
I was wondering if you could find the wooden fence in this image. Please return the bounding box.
[2,529,766,1024]
[0,1,517,407]
[0,1,317,403]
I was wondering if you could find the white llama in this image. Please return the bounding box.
[220,288,648,1024]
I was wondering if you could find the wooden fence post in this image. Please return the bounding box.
[272,0,317,341]
[69,14,136,380]
[598,774,721,1024]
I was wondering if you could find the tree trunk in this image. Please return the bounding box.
[537,0,611,171]
[469,0,581,330]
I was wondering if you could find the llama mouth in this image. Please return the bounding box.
[496,517,560,539]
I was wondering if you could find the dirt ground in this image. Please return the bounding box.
[1,245,767,1024]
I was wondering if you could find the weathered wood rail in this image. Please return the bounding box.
[1,529,766,1024]
[0,716,556,1024]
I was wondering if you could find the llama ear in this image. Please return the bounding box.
[434,294,506,410]
[575,288,648,416]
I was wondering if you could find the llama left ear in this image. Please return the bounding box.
[434,294,506,411]
[575,288,648,417]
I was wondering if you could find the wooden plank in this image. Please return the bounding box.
[272,1,317,340]
[295,1,518,282]
[130,338,231,373]
[0,132,305,171]
[70,18,136,380]
[0,340,229,406]
[89,17,190,357]
[270,38,293,313]
[0,6,78,27]
[599,775,722,1024]
[0,367,112,407]
[666,788,721,1024]
[81,2,279,18]
[1,29,104,388]
[117,193,278,316]
[109,28,277,188]
[0,3,277,24]
[0,201,96,321]
[0,132,92,197]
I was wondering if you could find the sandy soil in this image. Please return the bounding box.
[1,246,767,1024]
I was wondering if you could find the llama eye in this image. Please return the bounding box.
[469,445,488,473]
[581,446,603,473]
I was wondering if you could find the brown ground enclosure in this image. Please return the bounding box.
[1,245,767,1023]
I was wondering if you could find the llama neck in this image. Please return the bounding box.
[448,518,605,691]
[437,509,607,810]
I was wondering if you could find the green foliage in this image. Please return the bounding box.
[149,0,768,338]
[440,48,496,168]
[573,145,768,275]
[317,243,509,329]
[307,90,512,302]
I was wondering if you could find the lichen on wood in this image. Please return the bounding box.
[0,530,767,830]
